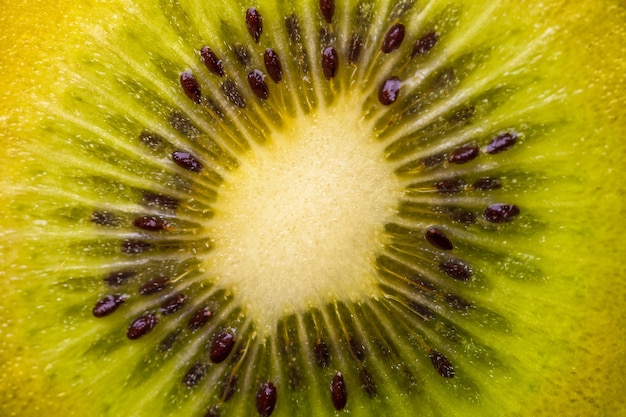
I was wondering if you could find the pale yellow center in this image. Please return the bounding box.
[206,102,402,336]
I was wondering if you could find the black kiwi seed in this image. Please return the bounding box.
[183,363,208,387]
[92,294,126,317]
[314,338,331,368]
[200,46,226,77]
[473,177,502,191]
[320,0,335,24]
[448,144,480,164]
[142,192,179,210]
[90,210,119,226]
[221,79,246,108]
[158,293,187,315]
[330,372,348,410]
[138,130,167,151]
[209,331,236,363]
[255,382,278,417]
[348,33,363,64]
[139,276,171,295]
[188,305,214,331]
[378,77,401,105]
[127,313,159,340]
[221,375,238,402]
[133,215,168,231]
[322,46,339,79]
[412,31,439,56]
[359,367,377,398]
[439,258,473,281]
[172,150,204,172]
[428,349,455,378]
[435,178,466,194]
[180,71,202,104]
[486,132,518,154]
[121,239,154,254]
[483,203,520,223]
[264,48,283,83]
[425,226,454,250]
[381,23,405,53]
[247,69,270,99]
[104,270,136,287]
[246,7,263,43]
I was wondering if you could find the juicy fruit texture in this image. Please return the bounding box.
[1,1,625,417]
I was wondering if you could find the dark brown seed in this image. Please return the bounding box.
[448,144,480,164]
[90,210,119,226]
[288,366,302,390]
[473,177,502,191]
[429,349,455,378]
[183,363,208,387]
[248,69,269,99]
[435,179,466,194]
[412,31,439,56]
[256,382,277,417]
[425,226,454,250]
[330,372,347,411]
[381,23,405,53]
[121,239,153,254]
[445,294,472,311]
[180,71,202,104]
[486,132,518,154]
[483,203,520,223]
[220,376,238,402]
[222,79,246,108]
[205,406,221,417]
[172,150,203,172]
[348,33,363,64]
[285,14,300,42]
[159,331,179,352]
[264,49,283,83]
[127,313,158,340]
[139,130,167,151]
[408,301,435,321]
[423,153,446,168]
[319,27,335,45]
[200,46,225,77]
[142,193,179,210]
[359,368,377,398]
[92,294,126,317]
[232,43,252,67]
[449,209,477,224]
[133,215,167,231]
[322,46,339,79]
[246,7,263,42]
[169,112,200,138]
[210,331,236,363]
[378,77,401,105]
[314,338,330,368]
[188,305,214,331]
[348,337,365,361]
[139,276,170,295]
[320,0,335,23]
[104,270,135,287]
[439,259,473,281]
[159,293,187,315]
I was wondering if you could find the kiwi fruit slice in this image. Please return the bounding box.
[1,0,625,416]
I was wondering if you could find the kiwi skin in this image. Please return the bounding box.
[0,0,625,416]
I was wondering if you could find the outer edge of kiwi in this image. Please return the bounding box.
[0,0,625,416]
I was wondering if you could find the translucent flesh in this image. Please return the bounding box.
[1,0,625,416]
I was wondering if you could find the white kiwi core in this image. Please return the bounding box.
[207,101,402,335]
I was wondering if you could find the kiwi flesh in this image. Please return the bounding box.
[1,0,625,416]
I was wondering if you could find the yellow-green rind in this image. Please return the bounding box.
[1,0,625,416]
